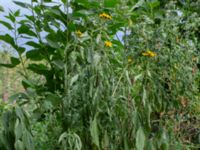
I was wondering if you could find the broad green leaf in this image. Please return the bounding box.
[0,34,16,48]
[136,127,145,150]
[27,63,49,75]
[10,57,20,66]
[0,56,20,68]
[26,49,43,61]
[25,41,41,48]
[18,24,37,37]
[0,20,13,30]
[52,60,64,70]
[46,36,60,49]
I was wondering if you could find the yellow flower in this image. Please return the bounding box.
[99,13,112,20]
[75,30,83,37]
[142,50,156,57]
[104,41,112,48]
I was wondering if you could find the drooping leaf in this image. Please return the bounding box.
[90,116,99,148]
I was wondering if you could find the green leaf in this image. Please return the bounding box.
[13,1,31,8]
[104,0,119,7]
[148,0,160,9]
[15,119,23,141]
[52,60,64,70]
[70,74,79,86]
[26,50,43,61]
[0,34,16,48]
[0,63,16,68]
[136,127,145,150]
[46,93,61,107]
[22,130,34,150]
[27,63,49,75]
[11,57,20,66]
[0,56,20,68]
[0,5,4,12]
[15,140,25,150]
[46,36,60,49]
[90,116,99,148]
[14,10,20,17]
[6,13,16,22]
[130,0,145,11]
[18,24,37,37]
[0,20,13,30]
[58,132,67,143]
[25,41,41,48]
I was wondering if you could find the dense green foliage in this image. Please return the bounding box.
[0,0,200,149]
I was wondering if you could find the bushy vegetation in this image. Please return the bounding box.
[0,0,200,149]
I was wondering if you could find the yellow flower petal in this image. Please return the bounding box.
[75,30,83,37]
[99,13,112,20]
[142,50,156,57]
[105,41,112,47]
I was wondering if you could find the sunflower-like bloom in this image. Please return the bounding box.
[99,13,112,20]
[142,50,157,57]
[104,41,112,47]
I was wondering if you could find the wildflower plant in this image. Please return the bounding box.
[0,0,200,150]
